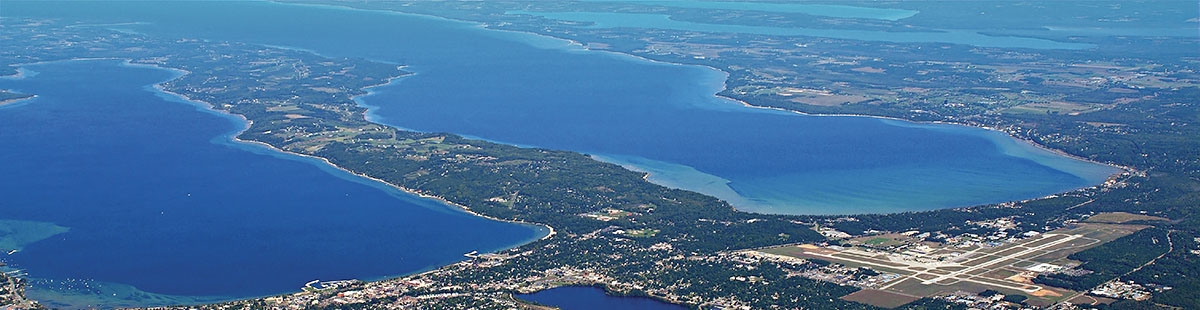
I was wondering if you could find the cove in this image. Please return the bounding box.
[517,286,688,310]
[0,60,545,309]
[5,1,1119,216]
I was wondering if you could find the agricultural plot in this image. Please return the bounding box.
[1082,212,1168,224]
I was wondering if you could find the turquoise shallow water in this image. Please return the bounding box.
[1,1,1126,307]
[0,60,544,308]
[6,1,1119,214]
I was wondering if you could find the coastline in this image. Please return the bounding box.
[3,8,1139,307]
[718,92,1134,175]
[0,95,37,107]
[274,1,1130,196]
[0,67,31,80]
[12,3,1128,221]
[142,61,563,300]
[4,58,555,305]
[143,64,558,244]
[533,21,1130,178]
[139,59,559,300]
[454,10,1135,206]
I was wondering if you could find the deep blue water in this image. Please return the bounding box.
[0,1,1133,307]
[0,60,544,308]
[517,286,687,310]
[6,1,1119,214]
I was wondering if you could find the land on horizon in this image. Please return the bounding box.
[0,1,1197,310]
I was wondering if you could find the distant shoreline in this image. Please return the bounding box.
[275,0,1130,199]
[2,9,1150,310]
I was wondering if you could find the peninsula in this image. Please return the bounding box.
[0,90,34,106]
[2,0,1197,308]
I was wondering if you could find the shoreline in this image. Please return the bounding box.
[0,95,38,107]
[142,61,562,302]
[12,4,1130,220]
[502,17,1132,183]
[345,69,558,243]
[274,1,1130,197]
[4,10,1137,307]
[139,59,560,301]
[114,57,559,242]
[380,7,1134,209]
[719,92,1134,175]
[568,29,1134,176]
[3,58,555,306]
[149,68,558,244]
[0,67,30,80]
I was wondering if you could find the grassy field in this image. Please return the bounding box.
[1083,212,1169,224]
[840,289,919,308]
[1001,101,1104,115]
[848,233,914,247]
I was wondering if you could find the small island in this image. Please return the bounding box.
[0,90,34,106]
